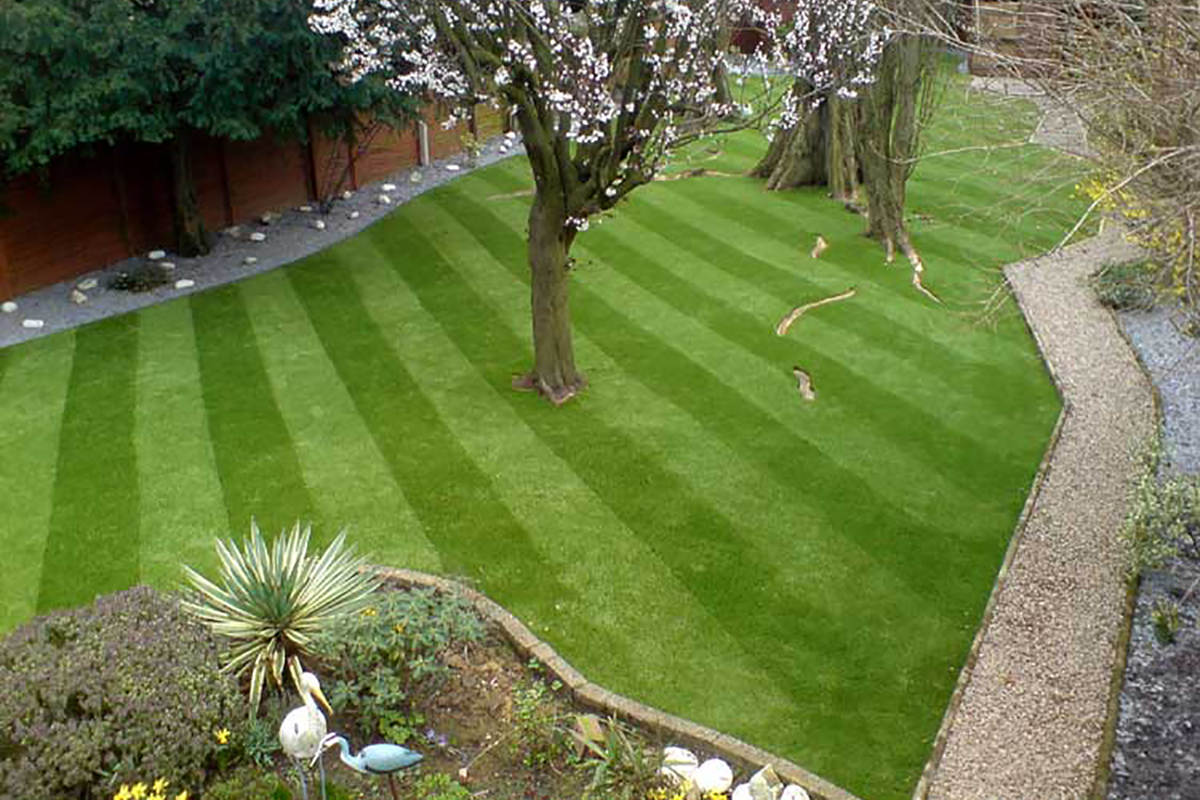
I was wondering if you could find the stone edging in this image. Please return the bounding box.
[370,566,864,800]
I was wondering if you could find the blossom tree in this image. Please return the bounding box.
[310,0,882,404]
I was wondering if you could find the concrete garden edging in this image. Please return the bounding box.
[371,566,864,800]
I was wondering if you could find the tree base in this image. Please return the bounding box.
[512,371,587,406]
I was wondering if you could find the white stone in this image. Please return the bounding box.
[77,278,98,291]
[249,232,267,242]
[377,194,392,205]
[70,289,88,305]
[348,211,361,220]
[733,785,753,800]
[260,213,280,225]
[298,205,313,212]
[693,759,733,795]
[159,262,176,271]
[381,183,397,192]
[780,786,811,800]
[22,319,44,329]
[174,279,196,290]
[445,163,461,172]
[505,130,517,139]
[243,256,258,266]
[1,301,17,314]
[660,747,699,785]
[748,765,783,800]
[148,249,166,260]
[312,219,326,231]
[342,190,353,200]
[409,171,423,183]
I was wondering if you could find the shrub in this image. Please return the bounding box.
[411,772,473,800]
[180,521,381,718]
[107,265,172,293]
[509,675,569,770]
[311,587,484,743]
[0,586,245,799]
[1120,440,1200,580]
[1089,260,1159,311]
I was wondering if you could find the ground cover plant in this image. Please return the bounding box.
[0,77,1086,798]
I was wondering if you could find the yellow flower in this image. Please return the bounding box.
[153,779,170,793]
[394,623,405,634]
[214,728,231,745]
[361,606,377,617]
[175,792,189,800]
[113,786,133,800]
[130,784,148,799]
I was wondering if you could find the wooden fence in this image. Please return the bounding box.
[0,104,505,301]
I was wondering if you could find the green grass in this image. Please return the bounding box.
[0,80,1086,798]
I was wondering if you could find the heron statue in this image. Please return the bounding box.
[311,732,423,800]
[279,671,334,800]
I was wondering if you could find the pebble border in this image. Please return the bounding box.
[370,566,863,800]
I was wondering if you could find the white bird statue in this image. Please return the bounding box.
[279,671,334,800]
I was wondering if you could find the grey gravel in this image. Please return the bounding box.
[0,133,522,350]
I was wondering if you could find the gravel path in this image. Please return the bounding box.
[923,227,1154,799]
[922,78,1158,799]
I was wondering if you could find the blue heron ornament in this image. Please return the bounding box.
[311,732,423,800]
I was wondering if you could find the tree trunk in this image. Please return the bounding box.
[752,89,859,198]
[857,33,924,263]
[514,194,586,405]
[169,131,212,257]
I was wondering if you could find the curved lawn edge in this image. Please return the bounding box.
[914,227,1156,799]
[370,565,865,800]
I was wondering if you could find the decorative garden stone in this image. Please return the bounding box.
[342,190,354,200]
[299,205,313,212]
[660,747,699,784]
[244,256,258,266]
[175,279,196,289]
[2,301,18,313]
[312,219,326,231]
[733,784,752,800]
[748,764,783,800]
[250,232,267,242]
[22,319,44,329]
[78,278,98,291]
[410,171,422,183]
[160,262,176,271]
[693,758,733,794]
[780,785,811,800]
[148,249,166,260]
[348,211,361,220]
[382,183,397,192]
[445,164,461,172]
[378,195,392,205]
[70,289,88,305]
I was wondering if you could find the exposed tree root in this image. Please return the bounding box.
[775,287,857,336]
[512,371,587,406]
[901,244,942,304]
[810,235,829,259]
[652,168,743,182]
[488,188,536,200]
[793,367,817,401]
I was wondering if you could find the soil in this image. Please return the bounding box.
[312,631,596,800]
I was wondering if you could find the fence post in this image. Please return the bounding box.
[417,120,431,166]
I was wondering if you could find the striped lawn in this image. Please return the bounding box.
[0,83,1080,799]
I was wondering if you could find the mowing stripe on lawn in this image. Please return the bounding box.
[237,270,441,571]
[190,285,317,534]
[134,301,233,588]
[409,194,963,626]
[37,317,140,613]
[374,206,956,790]
[610,194,1039,479]
[0,337,74,630]
[341,229,801,720]
[285,251,569,617]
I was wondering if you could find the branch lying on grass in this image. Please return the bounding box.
[775,287,857,336]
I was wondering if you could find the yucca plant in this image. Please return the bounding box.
[180,521,381,718]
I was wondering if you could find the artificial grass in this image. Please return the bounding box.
[0,80,1084,798]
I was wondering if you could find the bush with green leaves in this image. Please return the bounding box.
[1090,260,1159,311]
[0,586,245,799]
[1120,441,1200,580]
[411,772,474,800]
[311,587,484,743]
[573,717,667,800]
[509,676,569,770]
[181,521,381,718]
